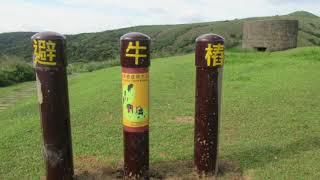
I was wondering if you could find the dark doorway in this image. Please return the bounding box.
[255,47,267,52]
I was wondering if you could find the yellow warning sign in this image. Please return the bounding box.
[122,72,149,127]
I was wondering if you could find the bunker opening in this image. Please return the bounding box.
[255,47,267,52]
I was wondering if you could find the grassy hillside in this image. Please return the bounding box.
[0,47,319,179]
[0,11,319,63]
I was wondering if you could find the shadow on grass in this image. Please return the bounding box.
[224,136,320,169]
[75,160,243,179]
[74,137,319,179]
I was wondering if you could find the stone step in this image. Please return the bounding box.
[0,103,13,107]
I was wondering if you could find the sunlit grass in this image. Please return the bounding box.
[0,47,319,179]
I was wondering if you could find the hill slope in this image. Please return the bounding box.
[0,47,320,179]
[0,11,319,62]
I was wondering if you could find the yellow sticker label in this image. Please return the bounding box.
[122,72,149,127]
[205,43,224,67]
[33,40,57,66]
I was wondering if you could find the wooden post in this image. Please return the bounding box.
[120,32,151,179]
[32,31,74,180]
[194,33,225,176]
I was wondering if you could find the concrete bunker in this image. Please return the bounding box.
[242,20,299,52]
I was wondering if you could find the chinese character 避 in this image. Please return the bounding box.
[33,40,57,65]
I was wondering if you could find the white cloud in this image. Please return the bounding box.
[269,0,315,4]
[0,0,319,34]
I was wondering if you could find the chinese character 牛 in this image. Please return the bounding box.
[125,41,147,65]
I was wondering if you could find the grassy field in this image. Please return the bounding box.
[0,47,319,179]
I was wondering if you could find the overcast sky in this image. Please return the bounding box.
[0,0,319,34]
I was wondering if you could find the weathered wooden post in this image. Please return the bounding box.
[194,33,224,176]
[120,32,150,179]
[32,31,74,180]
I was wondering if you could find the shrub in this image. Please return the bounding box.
[0,56,35,87]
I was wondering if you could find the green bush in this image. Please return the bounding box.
[0,56,35,87]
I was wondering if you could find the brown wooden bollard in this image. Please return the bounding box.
[194,33,224,176]
[32,31,74,180]
[120,32,150,179]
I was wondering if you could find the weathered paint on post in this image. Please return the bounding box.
[32,31,74,180]
[120,32,150,179]
[194,33,224,175]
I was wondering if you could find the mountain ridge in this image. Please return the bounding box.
[0,11,319,62]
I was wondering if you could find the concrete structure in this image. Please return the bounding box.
[242,20,298,52]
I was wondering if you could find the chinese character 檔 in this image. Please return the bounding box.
[205,43,224,67]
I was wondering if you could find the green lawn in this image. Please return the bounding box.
[0,47,320,179]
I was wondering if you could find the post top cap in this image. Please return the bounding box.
[196,33,224,42]
[120,32,150,41]
[31,31,66,40]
